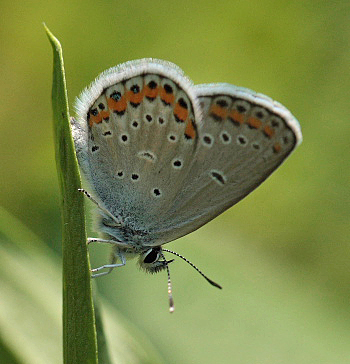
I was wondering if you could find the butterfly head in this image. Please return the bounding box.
[138,247,174,274]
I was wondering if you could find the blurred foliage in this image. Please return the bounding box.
[0,207,164,364]
[0,0,349,363]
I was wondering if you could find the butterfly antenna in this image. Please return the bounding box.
[160,251,175,313]
[78,188,121,226]
[162,248,222,289]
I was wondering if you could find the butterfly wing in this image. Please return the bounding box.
[72,59,202,239]
[149,83,302,243]
[72,59,302,246]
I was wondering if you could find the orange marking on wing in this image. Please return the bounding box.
[160,87,175,105]
[247,117,262,129]
[144,85,159,99]
[89,113,102,127]
[210,104,227,120]
[174,102,189,122]
[107,95,127,113]
[228,110,245,124]
[125,88,144,104]
[263,125,275,138]
[273,143,282,153]
[101,110,110,119]
[185,120,196,139]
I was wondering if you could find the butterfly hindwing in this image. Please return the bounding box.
[150,83,301,242]
[73,60,201,236]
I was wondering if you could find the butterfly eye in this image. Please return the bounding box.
[143,248,160,264]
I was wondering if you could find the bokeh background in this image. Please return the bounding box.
[1,0,350,363]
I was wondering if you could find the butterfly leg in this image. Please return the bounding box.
[87,238,130,249]
[78,188,121,226]
[91,251,126,278]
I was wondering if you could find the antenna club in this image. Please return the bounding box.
[207,278,223,289]
[169,297,175,313]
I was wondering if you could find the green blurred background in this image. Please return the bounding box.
[1,0,350,363]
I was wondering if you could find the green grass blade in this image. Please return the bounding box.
[44,24,98,364]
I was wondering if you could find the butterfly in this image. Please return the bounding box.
[71,59,302,312]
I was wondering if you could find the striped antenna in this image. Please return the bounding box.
[160,251,175,313]
[162,248,222,289]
